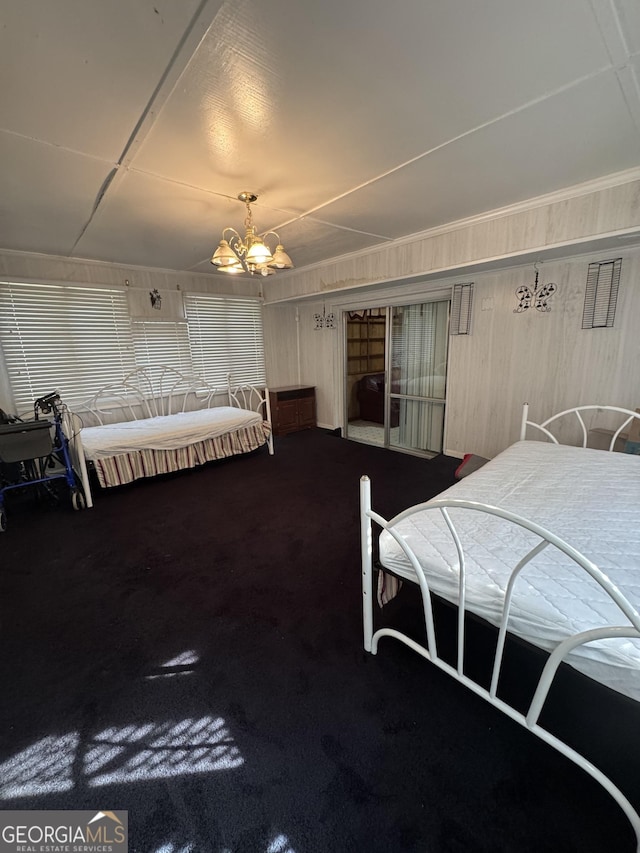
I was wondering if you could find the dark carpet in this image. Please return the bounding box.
[0,430,637,853]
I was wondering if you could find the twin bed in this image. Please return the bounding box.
[70,366,272,507]
[361,403,640,848]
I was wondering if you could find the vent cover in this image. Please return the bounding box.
[450,283,474,335]
[582,258,621,329]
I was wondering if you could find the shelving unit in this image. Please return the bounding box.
[346,314,386,376]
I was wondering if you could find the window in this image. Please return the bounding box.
[132,320,191,373]
[0,282,134,414]
[184,294,265,387]
[0,282,266,414]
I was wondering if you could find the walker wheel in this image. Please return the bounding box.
[71,489,86,511]
[0,510,6,533]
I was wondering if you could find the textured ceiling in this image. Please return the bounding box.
[1,0,639,278]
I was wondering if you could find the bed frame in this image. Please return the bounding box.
[360,403,640,849]
[520,401,640,449]
[73,365,273,505]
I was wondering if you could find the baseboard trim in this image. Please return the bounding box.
[444,448,465,459]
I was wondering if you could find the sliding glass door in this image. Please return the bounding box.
[344,299,449,455]
[388,301,449,454]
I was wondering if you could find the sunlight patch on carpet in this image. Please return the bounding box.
[0,733,80,798]
[145,649,200,680]
[0,716,243,799]
[86,716,243,786]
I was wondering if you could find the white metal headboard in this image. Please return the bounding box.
[520,402,640,451]
[74,366,222,425]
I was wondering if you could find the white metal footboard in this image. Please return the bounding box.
[227,374,274,455]
[360,476,640,850]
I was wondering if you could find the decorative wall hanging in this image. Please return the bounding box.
[514,263,556,313]
[582,258,621,329]
[128,289,185,321]
[450,282,474,335]
[347,307,385,320]
[313,305,336,330]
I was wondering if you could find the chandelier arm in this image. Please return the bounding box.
[261,229,281,246]
[222,226,243,245]
[223,228,250,267]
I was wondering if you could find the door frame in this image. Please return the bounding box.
[339,290,452,457]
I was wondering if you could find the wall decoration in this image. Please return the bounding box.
[314,305,336,329]
[450,282,474,335]
[514,264,556,313]
[128,288,185,321]
[347,307,385,321]
[582,258,621,329]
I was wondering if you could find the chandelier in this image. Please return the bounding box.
[211,192,294,276]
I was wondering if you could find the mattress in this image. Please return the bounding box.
[379,440,640,701]
[80,407,262,460]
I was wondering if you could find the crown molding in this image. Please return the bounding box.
[264,228,640,305]
[290,166,640,277]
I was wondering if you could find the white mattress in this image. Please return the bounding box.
[80,407,262,460]
[379,440,640,701]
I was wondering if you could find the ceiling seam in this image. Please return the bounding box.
[69,0,223,255]
[115,0,223,169]
[589,0,631,64]
[301,217,393,241]
[120,161,396,240]
[265,66,618,231]
[0,127,116,164]
[114,61,618,245]
[614,66,640,135]
[588,0,640,134]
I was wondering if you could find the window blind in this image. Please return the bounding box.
[184,294,265,387]
[0,284,266,414]
[132,320,191,374]
[391,301,448,399]
[0,282,134,414]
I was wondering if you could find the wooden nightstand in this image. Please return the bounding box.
[269,385,316,436]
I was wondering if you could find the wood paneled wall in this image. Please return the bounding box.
[265,247,640,458]
[263,172,640,458]
[446,249,640,458]
[263,302,338,428]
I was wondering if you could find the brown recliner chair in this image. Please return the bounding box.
[356,373,399,426]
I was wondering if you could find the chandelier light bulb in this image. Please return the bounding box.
[211,239,239,267]
[246,238,274,265]
[270,244,294,269]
